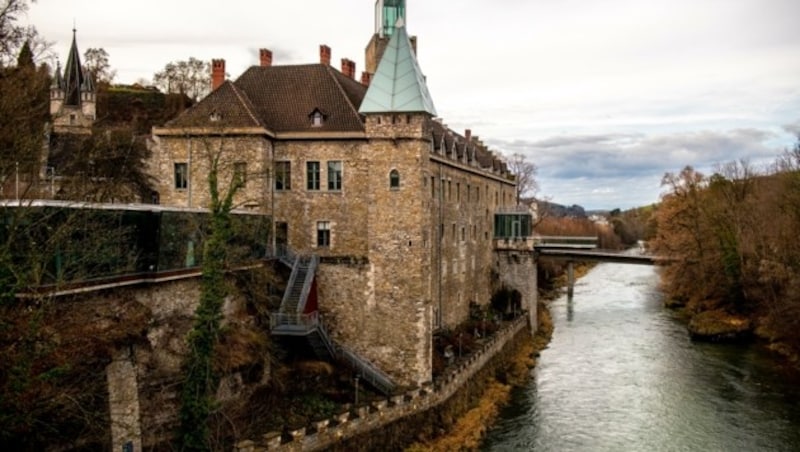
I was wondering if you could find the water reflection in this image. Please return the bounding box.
[482,263,800,451]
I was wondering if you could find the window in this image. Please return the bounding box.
[307,161,320,190]
[310,109,325,127]
[174,163,188,189]
[312,111,324,127]
[275,161,291,191]
[390,170,400,189]
[234,161,247,186]
[328,161,342,191]
[317,221,331,247]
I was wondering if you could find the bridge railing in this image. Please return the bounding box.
[533,235,598,249]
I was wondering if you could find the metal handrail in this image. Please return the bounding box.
[534,235,598,248]
[266,244,297,267]
[339,345,395,394]
[270,311,320,332]
[295,255,319,314]
[314,317,338,359]
[279,254,302,313]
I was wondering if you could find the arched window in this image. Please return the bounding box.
[389,169,400,189]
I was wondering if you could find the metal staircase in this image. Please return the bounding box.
[269,248,396,395]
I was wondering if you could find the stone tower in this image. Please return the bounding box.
[359,20,438,385]
[50,29,95,135]
[365,0,417,77]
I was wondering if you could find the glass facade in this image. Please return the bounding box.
[494,213,533,239]
[377,0,406,36]
[0,204,271,287]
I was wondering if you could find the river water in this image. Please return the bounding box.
[482,262,800,451]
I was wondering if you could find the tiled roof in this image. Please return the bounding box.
[164,64,367,133]
[429,120,504,173]
[166,81,263,129]
[234,64,366,133]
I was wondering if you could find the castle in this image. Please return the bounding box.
[150,0,523,387]
[49,29,97,135]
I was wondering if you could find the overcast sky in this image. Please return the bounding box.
[27,0,800,210]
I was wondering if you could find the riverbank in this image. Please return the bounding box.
[483,259,800,451]
[667,299,800,370]
[405,301,554,452]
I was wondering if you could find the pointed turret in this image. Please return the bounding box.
[359,19,436,116]
[50,29,95,134]
[62,29,88,107]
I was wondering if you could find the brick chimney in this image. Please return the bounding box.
[465,129,472,143]
[320,45,331,65]
[259,48,273,67]
[361,71,372,86]
[341,58,356,79]
[211,59,225,91]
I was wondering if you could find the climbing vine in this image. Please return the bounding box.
[177,144,244,450]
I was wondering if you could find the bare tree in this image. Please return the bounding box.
[504,152,539,205]
[0,0,52,67]
[83,47,116,85]
[153,58,211,101]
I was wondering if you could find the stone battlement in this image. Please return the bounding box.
[235,315,528,452]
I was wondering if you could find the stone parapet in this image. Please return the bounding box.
[234,315,528,451]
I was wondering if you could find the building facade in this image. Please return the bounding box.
[150,2,516,386]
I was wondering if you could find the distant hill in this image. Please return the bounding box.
[536,200,587,218]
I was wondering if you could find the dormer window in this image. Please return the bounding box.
[309,108,327,127]
[209,110,222,122]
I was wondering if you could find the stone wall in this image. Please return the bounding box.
[425,153,517,329]
[149,113,518,387]
[151,133,272,209]
[494,243,538,330]
[81,274,270,449]
[234,315,529,452]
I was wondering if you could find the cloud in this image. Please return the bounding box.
[784,119,800,137]
[487,127,786,209]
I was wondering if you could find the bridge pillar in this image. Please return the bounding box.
[106,346,142,452]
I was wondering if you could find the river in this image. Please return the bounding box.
[481,261,800,451]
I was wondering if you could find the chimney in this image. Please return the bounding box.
[465,129,472,143]
[320,45,331,65]
[211,59,225,91]
[361,71,372,86]
[259,48,273,67]
[341,58,356,79]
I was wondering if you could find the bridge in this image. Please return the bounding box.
[536,248,660,265]
[495,235,663,297]
[532,235,661,265]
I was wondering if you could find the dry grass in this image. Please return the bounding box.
[405,379,511,452]
[407,302,555,451]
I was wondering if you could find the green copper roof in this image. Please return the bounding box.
[359,20,437,116]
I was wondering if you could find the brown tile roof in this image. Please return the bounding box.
[233,64,366,133]
[166,81,263,129]
[164,64,367,133]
